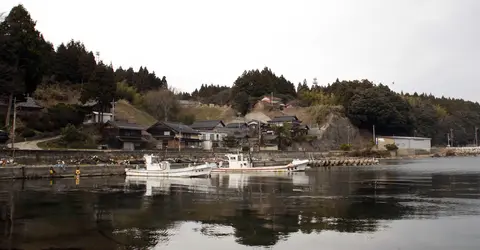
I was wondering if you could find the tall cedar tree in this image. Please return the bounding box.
[0,5,52,95]
[80,63,116,118]
[0,5,53,126]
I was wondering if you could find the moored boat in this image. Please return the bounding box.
[125,154,214,178]
[211,153,309,173]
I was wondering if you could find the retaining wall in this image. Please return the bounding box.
[0,149,329,164]
[0,165,125,180]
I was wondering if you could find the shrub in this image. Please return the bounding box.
[177,114,195,125]
[25,104,88,132]
[61,124,87,143]
[340,143,352,151]
[385,143,399,151]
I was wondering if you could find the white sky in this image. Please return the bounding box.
[1,0,479,100]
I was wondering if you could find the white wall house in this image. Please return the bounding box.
[199,131,228,150]
[84,111,114,124]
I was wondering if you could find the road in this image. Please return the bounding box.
[7,136,61,150]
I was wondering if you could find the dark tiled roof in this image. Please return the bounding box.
[247,119,267,125]
[190,120,224,130]
[216,127,249,138]
[16,97,43,109]
[83,100,115,107]
[163,122,200,134]
[107,121,145,130]
[268,115,299,123]
[117,137,146,142]
[225,122,247,128]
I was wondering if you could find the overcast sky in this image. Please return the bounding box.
[1,0,479,100]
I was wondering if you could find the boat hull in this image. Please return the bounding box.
[211,160,309,173]
[125,164,213,178]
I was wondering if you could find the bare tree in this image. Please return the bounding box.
[143,89,179,121]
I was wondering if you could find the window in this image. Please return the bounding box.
[210,134,214,140]
[164,131,170,136]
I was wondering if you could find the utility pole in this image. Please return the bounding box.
[258,121,261,151]
[447,133,450,147]
[271,92,274,108]
[347,125,350,145]
[372,125,376,148]
[10,97,16,159]
[475,126,478,147]
[450,128,454,147]
[111,98,115,121]
[178,131,182,152]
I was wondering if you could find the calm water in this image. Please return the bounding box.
[2,157,480,250]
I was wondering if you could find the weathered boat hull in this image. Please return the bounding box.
[125,164,213,178]
[211,160,309,173]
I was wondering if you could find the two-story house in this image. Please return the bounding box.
[267,115,309,136]
[268,115,301,127]
[102,121,146,150]
[147,121,201,149]
[190,120,227,148]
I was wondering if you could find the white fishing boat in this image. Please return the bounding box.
[211,153,309,173]
[125,154,214,178]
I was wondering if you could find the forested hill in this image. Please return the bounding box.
[1,4,479,147]
[184,77,480,146]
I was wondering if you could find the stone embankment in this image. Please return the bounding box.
[433,147,480,157]
[309,158,380,167]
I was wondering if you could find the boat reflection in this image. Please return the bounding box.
[125,172,311,196]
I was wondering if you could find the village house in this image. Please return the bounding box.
[261,95,283,105]
[102,121,147,150]
[16,97,44,115]
[225,122,248,130]
[0,96,44,118]
[147,121,201,149]
[268,115,301,127]
[190,120,227,149]
[83,100,115,124]
[267,115,309,136]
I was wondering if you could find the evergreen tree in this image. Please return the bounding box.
[80,63,116,119]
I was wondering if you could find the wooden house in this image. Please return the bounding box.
[147,121,201,149]
[102,121,146,150]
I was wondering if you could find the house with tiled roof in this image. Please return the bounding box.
[102,121,147,150]
[147,121,201,149]
[190,120,228,149]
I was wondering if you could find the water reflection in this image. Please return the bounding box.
[2,158,480,249]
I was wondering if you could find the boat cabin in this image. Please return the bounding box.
[224,153,252,169]
[144,155,170,171]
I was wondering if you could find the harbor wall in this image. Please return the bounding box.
[0,165,125,180]
[0,149,329,164]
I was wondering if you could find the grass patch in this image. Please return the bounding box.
[182,105,235,121]
[114,99,157,127]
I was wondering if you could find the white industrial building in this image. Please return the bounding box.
[376,136,431,152]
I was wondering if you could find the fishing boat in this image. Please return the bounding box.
[211,153,309,173]
[125,154,214,178]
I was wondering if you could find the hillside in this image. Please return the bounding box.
[114,100,157,127]
[180,105,237,122]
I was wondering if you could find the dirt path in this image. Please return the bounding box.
[7,136,61,150]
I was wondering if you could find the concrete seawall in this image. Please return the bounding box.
[0,165,126,180]
[0,149,331,165]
